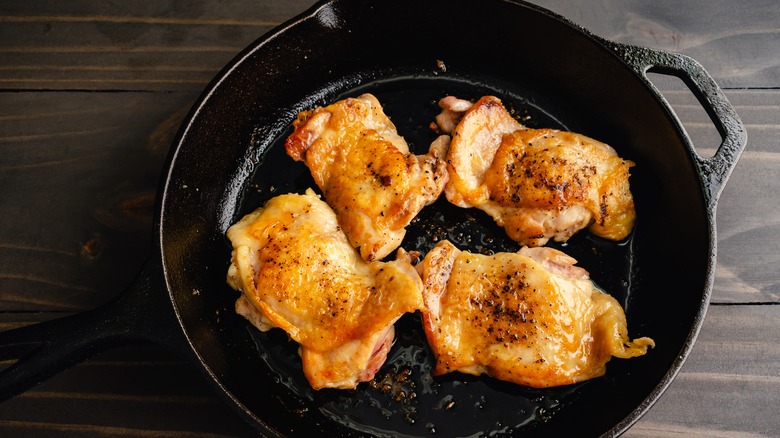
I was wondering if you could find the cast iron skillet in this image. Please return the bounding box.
[0,0,746,436]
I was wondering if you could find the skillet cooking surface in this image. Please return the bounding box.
[158,0,729,436]
[215,78,658,438]
[239,78,638,436]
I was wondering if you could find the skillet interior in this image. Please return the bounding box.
[159,0,710,436]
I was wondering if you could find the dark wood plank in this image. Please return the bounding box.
[0,345,256,437]
[0,92,196,311]
[530,0,780,88]
[627,304,780,437]
[0,0,318,91]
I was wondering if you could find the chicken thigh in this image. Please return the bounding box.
[417,240,654,388]
[285,93,449,261]
[438,95,636,246]
[226,189,424,389]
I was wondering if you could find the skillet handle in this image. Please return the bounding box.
[605,42,747,205]
[0,257,187,401]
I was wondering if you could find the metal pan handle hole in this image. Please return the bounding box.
[646,72,722,159]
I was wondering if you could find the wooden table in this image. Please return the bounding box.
[1,1,777,436]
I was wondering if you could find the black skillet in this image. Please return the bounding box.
[0,0,746,436]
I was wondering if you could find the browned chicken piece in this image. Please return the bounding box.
[226,189,424,390]
[285,93,449,261]
[417,240,654,388]
[440,95,636,246]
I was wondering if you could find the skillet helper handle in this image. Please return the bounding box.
[0,258,184,401]
[605,41,748,205]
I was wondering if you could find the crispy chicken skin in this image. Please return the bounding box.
[417,240,654,388]
[226,189,424,389]
[285,93,449,261]
[439,95,636,246]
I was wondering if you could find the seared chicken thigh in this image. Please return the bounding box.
[285,93,449,261]
[439,95,636,246]
[226,189,424,389]
[418,240,654,388]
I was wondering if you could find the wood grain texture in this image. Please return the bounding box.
[0,92,195,311]
[0,0,317,91]
[531,0,780,88]
[0,0,778,437]
[0,344,257,437]
[627,305,780,437]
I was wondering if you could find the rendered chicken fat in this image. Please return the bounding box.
[225,189,424,389]
[418,240,654,388]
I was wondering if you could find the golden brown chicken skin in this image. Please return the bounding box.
[439,95,636,246]
[226,189,424,389]
[484,128,636,245]
[417,240,654,388]
[285,93,449,261]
